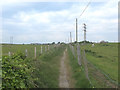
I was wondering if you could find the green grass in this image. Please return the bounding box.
[2,44,52,59]
[2,44,66,88]
[67,45,91,88]
[2,43,118,88]
[28,45,65,88]
[80,43,118,84]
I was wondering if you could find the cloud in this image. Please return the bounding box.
[2,0,118,43]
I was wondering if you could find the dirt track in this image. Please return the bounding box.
[59,49,69,88]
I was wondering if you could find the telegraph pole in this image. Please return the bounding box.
[68,37,69,43]
[10,37,11,44]
[10,36,13,44]
[70,32,72,43]
[12,36,13,44]
[83,23,86,43]
[76,18,78,42]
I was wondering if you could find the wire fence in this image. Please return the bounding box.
[83,49,119,88]
[69,44,119,88]
[82,49,94,87]
[2,45,55,59]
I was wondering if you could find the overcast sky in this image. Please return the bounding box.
[1,0,118,44]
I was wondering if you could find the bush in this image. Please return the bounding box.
[2,53,31,88]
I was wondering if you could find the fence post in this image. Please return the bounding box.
[8,51,11,57]
[25,49,27,57]
[41,46,42,54]
[35,47,36,59]
[45,46,47,52]
[77,44,82,66]
[48,45,49,50]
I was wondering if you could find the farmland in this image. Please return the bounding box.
[80,43,118,88]
[1,43,119,88]
[67,43,118,88]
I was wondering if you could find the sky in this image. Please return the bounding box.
[0,0,118,44]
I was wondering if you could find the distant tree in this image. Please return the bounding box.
[60,42,65,44]
[58,42,60,44]
[74,41,77,43]
[52,42,55,44]
[79,41,92,44]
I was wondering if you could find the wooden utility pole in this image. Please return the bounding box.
[10,36,13,44]
[68,37,69,43]
[70,32,72,43]
[35,47,36,59]
[76,18,78,42]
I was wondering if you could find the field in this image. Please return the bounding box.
[70,43,118,88]
[81,43,118,80]
[1,43,119,88]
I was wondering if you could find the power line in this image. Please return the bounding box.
[78,0,92,19]
[75,0,91,43]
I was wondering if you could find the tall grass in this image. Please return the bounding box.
[67,45,90,88]
[28,45,66,88]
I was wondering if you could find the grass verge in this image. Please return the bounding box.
[67,45,90,88]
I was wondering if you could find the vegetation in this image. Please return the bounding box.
[2,53,30,88]
[2,44,65,88]
[80,43,118,87]
[67,45,91,88]
[28,45,65,88]
[1,43,118,88]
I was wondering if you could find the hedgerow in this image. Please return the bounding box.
[2,53,31,88]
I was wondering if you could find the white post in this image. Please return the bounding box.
[41,46,42,54]
[35,47,36,59]
[92,44,95,47]
[48,45,49,50]
[45,46,47,52]
[25,49,27,57]
[8,51,11,57]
